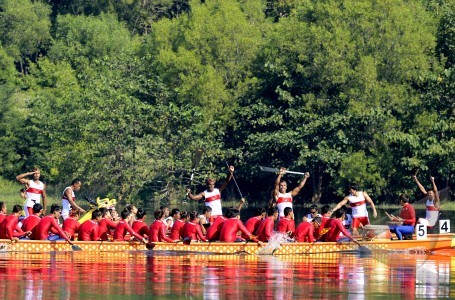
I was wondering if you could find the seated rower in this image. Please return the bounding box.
[0,201,7,223]
[181,211,207,242]
[113,209,147,243]
[169,210,187,241]
[242,207,266,239]
[62,209,81,240]
[98,207,118,241]
[322,208,355,243]
[303,205,322,222]
[31,205,74,245]
[78,209,103,241]
[198,206,212,235]
[132,208,149,239]
[205,208,231,241]
[387,194,416,240]
[219,209,258,242]
[0,205,30,241]
[314,205,332,241]
[21,203,44,233]
[294,216,321,242]
[149,209,173,243]
[277,207,295,237]
[257,206,279,242]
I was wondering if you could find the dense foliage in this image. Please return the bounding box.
[0,0,453,205]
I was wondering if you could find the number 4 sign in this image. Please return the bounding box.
[439,220,451,233]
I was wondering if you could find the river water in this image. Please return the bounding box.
[0,249,453,299]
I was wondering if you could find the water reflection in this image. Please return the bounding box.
[0,250,453,299]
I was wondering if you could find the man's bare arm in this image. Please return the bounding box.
[363,192,377,218]
[290,172,310,197]
[219,166,234,192]
[412,175,427,195]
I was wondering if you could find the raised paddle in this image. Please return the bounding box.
[225,161,248,207]
[259,166,307,176]
[183,148,204,203]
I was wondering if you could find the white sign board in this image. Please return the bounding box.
[439,220,451,234]
[416,224,427,240]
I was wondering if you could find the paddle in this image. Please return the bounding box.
[183,148,204,203]
[71,243,82,251]
[259,166,307,176]
[225,161,248,207]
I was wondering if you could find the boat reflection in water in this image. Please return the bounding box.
[0,250,453,299]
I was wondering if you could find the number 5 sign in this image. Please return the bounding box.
[416,224,427,240]
[439,220,451,233]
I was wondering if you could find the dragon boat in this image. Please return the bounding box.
[0,234,453,255]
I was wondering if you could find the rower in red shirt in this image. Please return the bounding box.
[149,209,173,242]
[21,203,44,233]
[0,205,30,240]
[78,209,102,241]
[0,201,7,224]
[387,194,416,240]
[243,208,266,239]
[219,209,258,242]
[257,207,279,242]
[294,216,320,242]
[169,211,187,241]
[205,209,231,241]
[323,209,355,242]
[98,207,118,241]
[31,205,74,245]
[132,208,149,239]
[314,205,332,240]
[277,207,295,236]
[113,209,147,243]
[181,211,207,242]
[62,209,81,240]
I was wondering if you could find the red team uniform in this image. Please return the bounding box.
[219,218,255,242]
[62,217,80,240]
[21,214,41,232]
[32,216,71,242]
[132,220,149,238]
[0,215,25,239]
[169,219,186,241]
[277,217,295,236]
[257,217,275,242]
[149,220,173,242]
[205,216,227,241]
[78,220,100,241]
[98,217,117,241]
[182,222,207,242]
[113,220,145,241]
[294,222,316,242]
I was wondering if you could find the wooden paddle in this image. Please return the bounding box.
[71,243,82,251]
[225,161,248,207]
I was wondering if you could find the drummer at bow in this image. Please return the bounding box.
[386,194,416,240]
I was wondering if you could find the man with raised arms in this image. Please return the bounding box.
[16,168,48,216]
[61,178,85,220]
[273,168,310,218]
[257,207,279,242]
[0,205,30,241]
[113,209,147,243]
[332,183,377,236]
[78,209,102,241]
[219,209,258,242]
[31,205,74,245]
[21,203,44,233]
[413,175,440,228]
[186,166,235,219]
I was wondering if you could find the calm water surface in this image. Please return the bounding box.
[0,249,453,299]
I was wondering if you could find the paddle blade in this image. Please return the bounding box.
[358,245,372,255]
[183,238,191,245]
[259,166,279,173]
[71,245,82,251]
[146,243,155,250]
